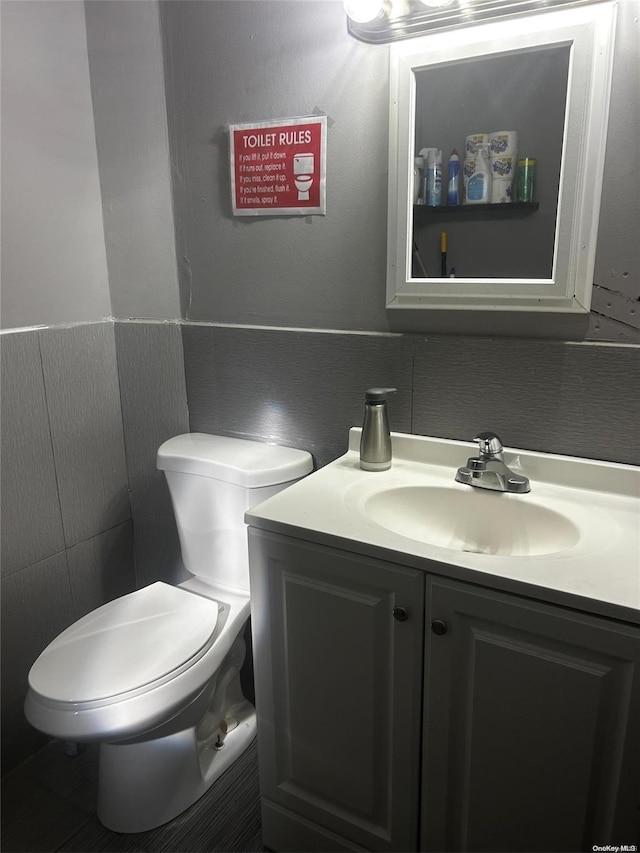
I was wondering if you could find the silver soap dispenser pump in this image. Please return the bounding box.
[360,387,396,471]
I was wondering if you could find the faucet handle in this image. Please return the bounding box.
[473,431,504,458]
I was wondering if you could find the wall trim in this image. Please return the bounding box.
[2,318,638,350]
[0,318,114,336]
[118,318,404,338]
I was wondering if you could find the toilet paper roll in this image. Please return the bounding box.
[489,131,518,157]
[489,155,516,179]
[490,177,514,204]
[465,133,489,157]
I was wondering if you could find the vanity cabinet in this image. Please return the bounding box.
[422,576,640,852]
[248,529,425,852]
[248,528,640,852]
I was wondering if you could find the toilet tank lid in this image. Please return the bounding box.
[157,433,313,487]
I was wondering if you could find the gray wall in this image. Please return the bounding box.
[591,0,640,335]
[0,0,111,329]
[160,0,639,338]
[161,0,391,329]
[83,0,190,588]
[0,323,135,770]
[164,0,639,464]
[0,1,130,772]
[0,0,186,774]
[84,0,181,321]
[182,325,640,469]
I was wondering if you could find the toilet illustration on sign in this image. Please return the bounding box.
[293,153,314,200]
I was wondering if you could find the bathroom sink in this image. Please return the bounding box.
[363,485,580,557]
[246,428,640,618]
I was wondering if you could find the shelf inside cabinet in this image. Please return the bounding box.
[414,202,539,214]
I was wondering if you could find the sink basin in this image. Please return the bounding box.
[247,429,639,616]
[364,486,581,557]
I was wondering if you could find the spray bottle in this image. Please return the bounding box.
[426,149,442,207]
[447,149,460,205]
[464,143,491,204]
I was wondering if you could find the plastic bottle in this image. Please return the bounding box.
[418,148,436,203]
[464,143,491,205]
[413,157,424,205]
[517,157,536,202]
[426,149,442,207]
[447,149,460,205]
[360,388,396,471]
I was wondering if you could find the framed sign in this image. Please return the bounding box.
[230,116,327,216]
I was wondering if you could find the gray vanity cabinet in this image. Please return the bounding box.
[422,576,640,853]
[248,529,425,853]
[248,528,640,852]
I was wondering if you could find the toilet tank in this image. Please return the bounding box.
[157,433,313,592]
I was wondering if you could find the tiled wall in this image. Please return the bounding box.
[114,322,190,589]
[0,323,134,771]
[183,324,640,468]
[182,324,414,468]
[2,319,637,774]
[0,320,189,774]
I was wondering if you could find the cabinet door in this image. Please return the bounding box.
[422,576,640,853]
[249,529,425,852]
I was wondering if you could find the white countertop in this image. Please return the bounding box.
[246,430,640,624]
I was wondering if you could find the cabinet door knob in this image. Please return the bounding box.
[393,606,409,622]
[431,619,448,636]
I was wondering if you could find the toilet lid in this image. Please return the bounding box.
[28,583,219,705]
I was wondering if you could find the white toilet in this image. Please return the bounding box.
[24,433,312,833]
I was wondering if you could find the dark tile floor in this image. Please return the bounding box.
[1,738,264,853]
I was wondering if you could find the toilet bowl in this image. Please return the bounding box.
[24,433,313,833]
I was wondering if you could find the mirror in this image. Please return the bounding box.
[386,2,617,335]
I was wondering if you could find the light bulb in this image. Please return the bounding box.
[343,0,387,23]
[419,0,456,7]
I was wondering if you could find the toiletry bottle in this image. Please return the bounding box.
[464,143,491,204]
[360,387,396,471]
[418,148,436,203]
[517,157,536,202]
[447,149,460,205]
[413,157,425,205]
[426,149,442,207]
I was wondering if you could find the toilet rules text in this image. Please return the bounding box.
[229,116,327,216]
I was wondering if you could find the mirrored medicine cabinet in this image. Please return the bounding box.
[386,2,617,335]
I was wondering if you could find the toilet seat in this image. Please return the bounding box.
[28,582,219,709]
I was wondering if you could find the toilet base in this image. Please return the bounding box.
[97,698,256,833]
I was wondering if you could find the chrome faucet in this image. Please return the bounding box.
[455,431,530,494]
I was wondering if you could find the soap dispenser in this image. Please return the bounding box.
[360,387,396,471]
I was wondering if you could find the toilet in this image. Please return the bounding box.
[24,433,312,833]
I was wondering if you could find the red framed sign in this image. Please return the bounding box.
[230,116,326,216]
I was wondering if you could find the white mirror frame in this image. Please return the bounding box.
[386,2,617,329]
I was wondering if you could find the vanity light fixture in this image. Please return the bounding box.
[342,0,387,23]
[345,0,605,42]
[343,0,411,24]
